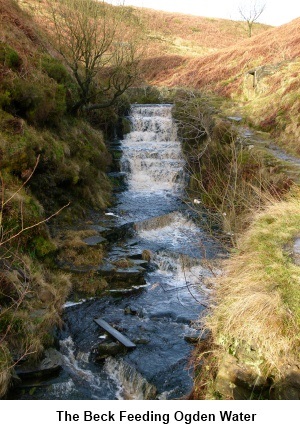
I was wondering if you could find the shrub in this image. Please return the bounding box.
[41,55,71,84]
[0,42,22,70]
[1,76,66,126]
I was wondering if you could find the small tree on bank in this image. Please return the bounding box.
[49,0,142,113]
[238,1,266,37]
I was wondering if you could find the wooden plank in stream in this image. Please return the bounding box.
[94,318,136,348]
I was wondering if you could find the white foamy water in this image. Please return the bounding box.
[104,357,156,400]
[121,104,186,192]
[137,212,202,253]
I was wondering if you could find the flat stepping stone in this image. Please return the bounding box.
[128,259,149,268]
[115,266,146,274]
[94,318,136,348]
[83,235,106,246]
[127,250,143,259]
[109,285,147,297]
[89,225,111,234]
[97,263,116,275]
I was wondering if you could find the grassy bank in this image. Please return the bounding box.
[172,90,300,399]
[191,193,300,399]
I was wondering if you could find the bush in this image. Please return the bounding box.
[0,42,22,70]
[1,76,67,126]
[127,86,162,104]
[41,55,71,84]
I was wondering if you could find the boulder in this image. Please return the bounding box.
[96,341,127,360]
[215,353,270,399]
[15,348,62,381]
[272,369,300,400]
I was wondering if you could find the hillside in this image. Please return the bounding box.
[142,17,300,91]
[130,6,270,57]
[17,0,271,57]
[141,17,300,152]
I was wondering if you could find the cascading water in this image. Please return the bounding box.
[116,104,188,222]
[13,104,222,400]
[120,104,185,193]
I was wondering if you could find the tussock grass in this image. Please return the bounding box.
[205,192,300,377]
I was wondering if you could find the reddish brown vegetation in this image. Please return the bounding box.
[0,0,43,57]
[135,6,270,53]
[141,18,300,96]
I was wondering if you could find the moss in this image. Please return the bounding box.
[122,117,131,135]
[30,236,57,258]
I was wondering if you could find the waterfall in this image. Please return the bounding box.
[104,357,157,400]
[120,104,186,193]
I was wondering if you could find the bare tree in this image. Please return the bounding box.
[238,1,266,37]
[49,0,142,113]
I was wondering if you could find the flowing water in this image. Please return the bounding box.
[15,104,222,400]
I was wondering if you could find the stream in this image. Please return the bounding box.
[15,104,222,400]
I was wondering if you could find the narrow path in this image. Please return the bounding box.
[229,117,300,185]
[229,117,300,259]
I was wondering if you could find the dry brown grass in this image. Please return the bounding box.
[55,229,98,248]
[141,18,300,96]
[0,0,45,61]
[133,6,270,57]
[70,271,108,295]
[55,229,105,267]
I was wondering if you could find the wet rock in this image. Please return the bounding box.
[96,341,127,360]
[97,262,116,276]
[124,305,138,315]
[109,285,147,297]
[113,267,146,286]
[126,239,140,247]
[88,225,110,234]
[96,262,147,288]
[127,249,143,259]
[184,335,199,344]
[127,259,149,268]
[104,223,135,242]
[184,327,202,344]
[83,235,107,246]
[15,348,62,381]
